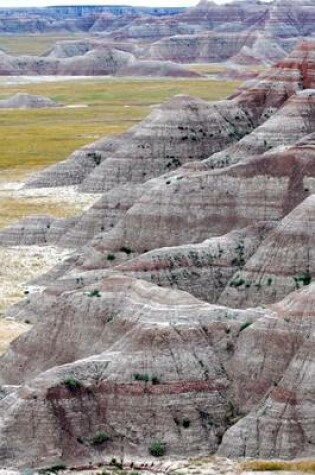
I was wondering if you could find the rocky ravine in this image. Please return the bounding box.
[0,41,315,470]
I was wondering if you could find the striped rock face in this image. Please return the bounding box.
[0,41,315,469]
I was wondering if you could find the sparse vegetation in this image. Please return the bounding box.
[62,376,82,391]
[229,276,245,287]
[239,321,252,332]
[133,373,160,384]
[182,417,191,428]
[107,253,116,261]
[91,430,110,445]
[0,77,239,230]
[110,458,123,469]
[241,460,315,473]
[120,246,133,255]
[39,462,67,474]
[149,440,166,457]
[294,270,312,288]
[151,375,160,385]
[88,289,101,298]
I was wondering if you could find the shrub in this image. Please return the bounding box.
[107,253,116,261]
[88,289,101,298]
[149,440,166,457]
[229,277,245,288]
[239,321,252,332]
[39,463,67,474]
[92,430,110,445]
[151,375,160,385]
[182,418,191,429]
[294,270,312,288]
[133,372,150,382]
[62,376,82,391]
[110,458,123,469]
[120,246,133,255]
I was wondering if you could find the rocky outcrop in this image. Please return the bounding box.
[81,138,315,258]
[0,274,263,468]
[219,283,315,459]
[0,93,59,109]
[0,6,184,34]
[0,215,78,247]
[145,32,258,63]
[0,46,200,78]
[219,193,315,309]
[114,224,274,304]
[206,89,315,168]
[229,35,288,66]
[25,95,256,191]
[22,41,315,194]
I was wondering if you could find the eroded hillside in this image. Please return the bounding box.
[0,41,314,470]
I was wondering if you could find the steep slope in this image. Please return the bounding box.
[0,274,263,468]
[219,283,315,459]
[145,32,258,63]
[114,224,273,304]
[219,193,315,309]
[80,138,315,258]
[23,41,314,193]
[1,39,315,469]
[25,95,256,191]
[206,89,315,168]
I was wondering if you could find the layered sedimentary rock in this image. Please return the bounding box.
[21,42,315,195]
[219,283,315,459]
[0,6,184,34]
[229,34,288,66]
[0,274,263,468]
[0,215,78,247]
[1,40,315,468]
[219,193,315,309]
[25,95,257,191]
[114,224,273,304]
[145,32,258,63]
[206,89,315,168]
[0,45,200,78]
[82,138,315,258]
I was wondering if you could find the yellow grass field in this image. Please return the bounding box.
[241,460,315,473]
[0,77,240,176]
[0,77,241,228]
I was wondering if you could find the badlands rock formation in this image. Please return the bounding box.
[0,45,200,78]
[0,42,315,469]
[2,1,315,75]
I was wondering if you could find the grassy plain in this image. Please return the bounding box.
[0,77,240,176]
